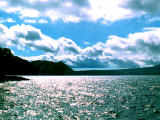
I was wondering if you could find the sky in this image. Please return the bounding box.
[0,0,160,70]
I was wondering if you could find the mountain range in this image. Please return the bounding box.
[0,47,160,82]
[0,47,72,81]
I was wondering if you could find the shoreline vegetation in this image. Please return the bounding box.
[1,47,160,82]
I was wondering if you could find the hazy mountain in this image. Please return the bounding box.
[69,66,160,75]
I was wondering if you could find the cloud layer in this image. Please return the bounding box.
[0,24,160,68]
[0,0,159,23]
[125,0,160,15]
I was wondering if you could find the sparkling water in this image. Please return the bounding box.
[0,76,160,119]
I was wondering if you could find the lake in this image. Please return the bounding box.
[0,76,160,119]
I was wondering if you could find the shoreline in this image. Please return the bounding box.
[0,75,29,82]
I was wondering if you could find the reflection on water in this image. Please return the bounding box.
[0,76,160,119]
[0,84,17,119]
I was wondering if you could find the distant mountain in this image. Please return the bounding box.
[1,47,160,82]
[31,60,73,75]
[68,66,160,75]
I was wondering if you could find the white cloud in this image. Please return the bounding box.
[24,19,48,24]
[0,0,158,23]
[0,18,16,23]
[86,0,139,22]
[21,9,40,18]
[24,19,37,23]
[0,24,9,47]
[7,18,15,23]
[84,41,89,45]
[0,24,82,55]
[103,27,160,67]
[0,18,5,23]
[22,53,54,61]
[148,17,160,22]
[38,19,48,24]
[63,15,81,23]
[124,0,160,15]
[0,1,7,7]
[1,24,160,68]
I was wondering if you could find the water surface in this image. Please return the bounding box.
[0,76,160,119]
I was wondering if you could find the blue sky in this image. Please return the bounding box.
[0,0,160,70]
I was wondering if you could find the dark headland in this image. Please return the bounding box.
[0,47,72,82]
[1,47,160,82]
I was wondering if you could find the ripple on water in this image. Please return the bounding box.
[0,76,160,119]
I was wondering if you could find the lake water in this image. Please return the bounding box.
[0,76,160,120]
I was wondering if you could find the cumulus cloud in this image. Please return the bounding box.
[0,18,5,23]
[125,0,160,15]
[38,19,48,24]
[104,27,160,67]
[0,24,10,47]
[0,0,90,22]
[24,19,48,24]
[0,24,82,55]
[1,24,160,68]
[0,0,158,23]
[70,56,109,68]
[6,18,15,23]
[84,41,89,45]
[110,58,140,68]
[0,18,15,23]
[84,42,104,57]
[24,19,36,23]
